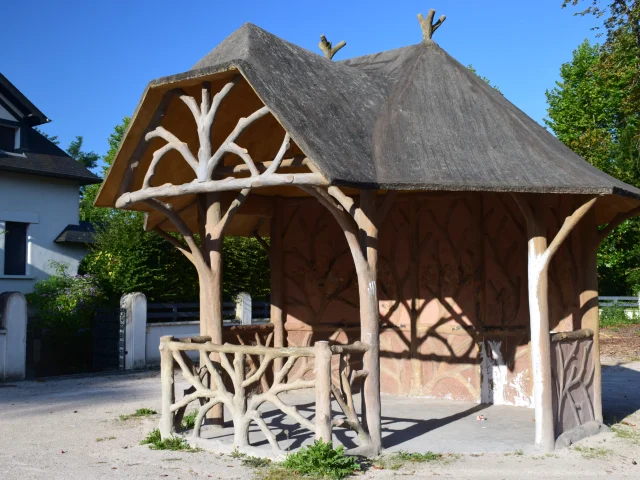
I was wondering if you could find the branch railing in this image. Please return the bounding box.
[159,335,370,452]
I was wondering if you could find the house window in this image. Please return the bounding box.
[3,221,28,275]
[0,125,17,152]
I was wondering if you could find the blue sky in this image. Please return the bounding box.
[2,0,601,170]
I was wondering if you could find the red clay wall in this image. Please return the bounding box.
[279,192,591,405]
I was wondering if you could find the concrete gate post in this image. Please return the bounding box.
[0,292,27,381]
[121,293,147,370]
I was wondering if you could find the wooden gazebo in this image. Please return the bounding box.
[96,11,640,454]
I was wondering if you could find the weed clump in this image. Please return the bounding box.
[280,440,360,479]
[140,429,200,452]
[119,408,157,421]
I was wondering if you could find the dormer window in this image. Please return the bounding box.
[0,124,18,152]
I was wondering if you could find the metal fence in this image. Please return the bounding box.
[598,296,639,309]
[598,295,640,321]
[147,300,270,324]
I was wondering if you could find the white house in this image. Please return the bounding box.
[0,73,100,295]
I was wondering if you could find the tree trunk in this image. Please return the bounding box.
[359,191,382,454]
[358,266,381,453]
[526,239,555,452]
[270,197,285,372]
[202,192,224,426]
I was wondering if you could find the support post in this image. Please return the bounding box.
[202,192,225,426]
[270,197,285,372]
[302,186,394,455]
[512,194,596,452]
[358,190,382,454]
[314,340,333,442]
[579,208,602,422]
[159,335,176,439]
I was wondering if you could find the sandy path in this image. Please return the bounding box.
[1,368,639,479]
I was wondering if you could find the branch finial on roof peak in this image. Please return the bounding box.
[318,35,346,60]
[417,8,446,41]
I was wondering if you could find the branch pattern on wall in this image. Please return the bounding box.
[283,201,359,327]
[377,196,482,399]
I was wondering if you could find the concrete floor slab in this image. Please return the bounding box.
[195,392,535,454]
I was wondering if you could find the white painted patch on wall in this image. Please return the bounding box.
[480,340,532,407]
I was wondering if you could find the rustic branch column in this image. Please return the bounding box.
[270,197,285,372]
[314,341,333,442]
[199,192,225,425]
[302,186,395,455]
[358,190,381,451]
[579,207,602,422]
[159,335,176,439]
[512,194,596,451]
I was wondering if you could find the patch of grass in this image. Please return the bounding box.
[119,408,157,421]
[96,436,116,442]
[505,449,524,456]
[228,449,272,468]
[372,450,450,471]
[242,456,272,468]
[600,307,637,328]
[395,450,443,462]
[181,410,198,430]
[140,429,200,452]
[257,466,308,480]
[281,440,360,480]
[573,445,612,459]
[612,424,640,443]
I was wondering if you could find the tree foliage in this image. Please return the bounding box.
[67,136,100,170]
[548,2,640,294]
[34,127,59,145]
[562,0,640,48]
[467,64,502,93]
[34,128,99,170]
[79,117,270,303]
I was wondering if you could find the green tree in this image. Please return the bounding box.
[34,128,99,170]
[67,136,100,170]
[467,64,502,93]
[34,127,59,145]
[562,0,640,49]
[80,117,130,223]
[547,4,640,294]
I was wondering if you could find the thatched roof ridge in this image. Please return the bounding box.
[185,23,640,199]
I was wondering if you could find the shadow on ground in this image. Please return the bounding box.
[602,362,640,425]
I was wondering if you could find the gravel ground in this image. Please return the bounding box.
[601,323,640,365]
[1,368,640,479]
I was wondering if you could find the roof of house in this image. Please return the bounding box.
[0,127,101,185]
[54,221,96,244]
[0,73,49,126]
[96,23,640,221]
[0,73,101,185]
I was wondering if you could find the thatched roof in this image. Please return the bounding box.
[96,23,640,224]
